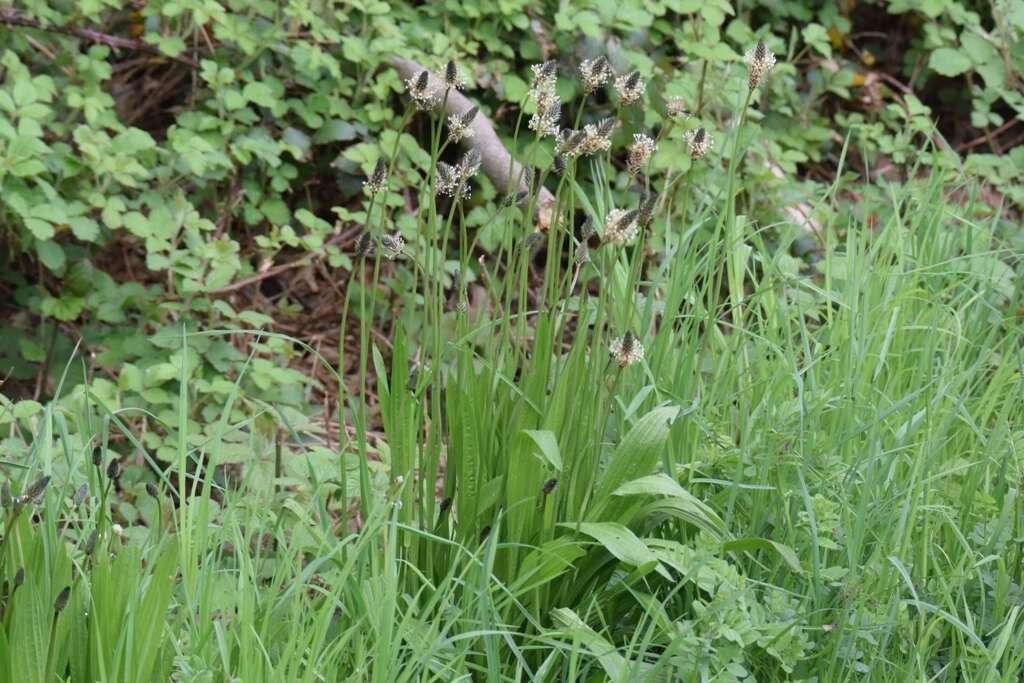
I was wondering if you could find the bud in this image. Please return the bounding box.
[106,459,120,480]
[72,483,88,507]
[439,497,453,513]
[354,231,374,258]
[380,233,406,260]
[84,530,98,555]
[502,190,530,208]
[552,154,566,175]
[579,216,595,240]
[542,478,558,495]
[24,475,51,503]
[91,446,103,467]
[53,586,70,613]
[444,59,464,90]
[479,525,492,542]
[637,192,658,228]
[363,159,388,195]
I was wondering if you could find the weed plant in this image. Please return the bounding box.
[1,44,1022,682]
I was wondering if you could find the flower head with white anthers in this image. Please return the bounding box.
[602,208,639,246]
[614,70,645,106]
[529,90,561,138]
[665,97,690,119]
[436,148,482,201]
[527,61,561,138]
[609,331,644,368]
[744,39,776,90]
[405,69,437,111]
[380,233,405,260]
[685,127,712,161]
[444,60,465,91]
[579,56,612,94]
[364,159,388,195]
[458,147,481,179]
[627,133,656,175]
[447,106,478,144]
[562,118,616,158]
[530,60,557,94]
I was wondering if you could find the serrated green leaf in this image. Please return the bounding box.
[929,48,971,77]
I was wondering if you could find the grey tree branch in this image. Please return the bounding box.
[388,57,555,227]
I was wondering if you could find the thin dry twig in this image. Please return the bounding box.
[0,8,199,68]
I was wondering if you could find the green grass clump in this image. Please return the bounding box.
[1,51,1023,683]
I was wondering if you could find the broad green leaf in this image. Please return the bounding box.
[520,429,562,471]
[614,473,728,540]
[24,218,54,240]
[243,81,276,108]
[35,240,65,272]
[570,522,671,579]
[13,400,43,419]
[929,48,971,77]
[589,405,680,519]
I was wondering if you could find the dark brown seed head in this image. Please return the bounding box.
[53,586,70,613]
[625,70,641,90]
[459,147,482,177]
[72,483,88,507]
[596,117,617,138]
[24,475,51,502]
[84,530,98,555]
[355,231,374,257]
[479,525,492,542]
[367,159,388,191]
[755,39,766,61]
[542,478,558,495]
[106,459,120,480]
[92,446,103,467]
[146,482,159,498]
[445,60,458,87]
[414,69,429,93]
[552,154,566,175]
[622,330,637,355]
[579,217,595,240]
[439,497,453,513]
[461,106,479,128]
[638,192,658,228]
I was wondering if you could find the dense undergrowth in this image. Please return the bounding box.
[1,1,1023,681]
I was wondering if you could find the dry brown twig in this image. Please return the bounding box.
[0,7,199,67]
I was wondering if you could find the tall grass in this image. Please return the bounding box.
[1,54,1022,681]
